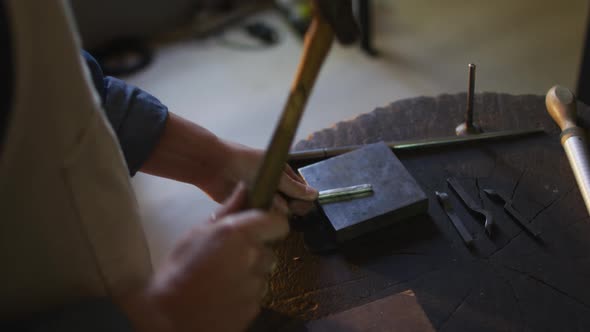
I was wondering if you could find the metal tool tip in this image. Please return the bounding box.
[469,63,476,69]
[435,191,448,199]
[483,189,495,195]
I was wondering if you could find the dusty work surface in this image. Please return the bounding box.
[250,93,590,331]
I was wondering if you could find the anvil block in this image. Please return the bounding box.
[298,142,428,242]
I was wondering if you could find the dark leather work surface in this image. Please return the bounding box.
[250,93,590,332]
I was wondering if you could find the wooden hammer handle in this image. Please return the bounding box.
[248,15,334,210]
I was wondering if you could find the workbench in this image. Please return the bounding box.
[251,92,590,331]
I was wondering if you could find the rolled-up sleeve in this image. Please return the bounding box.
[103,77,169,176]
[83,51,168,176]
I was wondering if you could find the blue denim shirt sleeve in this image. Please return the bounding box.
[82,51,168,176]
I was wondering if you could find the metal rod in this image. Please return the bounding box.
[466,63,476,126]
[456,63,481,136]
[563,136,590,214]
[436,191,474,247]
[318,184,373,204]
[546,85,590,216]
[288,128,544,162]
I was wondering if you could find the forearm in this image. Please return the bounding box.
[139,112,316,211]
[140,112,241,199]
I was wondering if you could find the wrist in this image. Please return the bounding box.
[221,140,264,185]
[186,137,243,200]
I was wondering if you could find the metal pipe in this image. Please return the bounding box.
[288,128,544,163]
[546,85,590,215]
[466,63,476,126]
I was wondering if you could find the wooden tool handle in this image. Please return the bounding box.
[248,15,334,210]
[546,85,578,131]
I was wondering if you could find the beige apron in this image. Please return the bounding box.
[0,0,152,319]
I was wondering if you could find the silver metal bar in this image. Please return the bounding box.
[288,128,544,162]
[563,136,590,215]
[436,191,473,246]
[318,184,373,204]
[546,85,590,216]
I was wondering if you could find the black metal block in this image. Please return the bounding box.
[298,141,428,242]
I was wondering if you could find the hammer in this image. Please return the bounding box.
[248,0,359,209]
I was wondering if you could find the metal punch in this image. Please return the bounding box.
[456,63,482,136]
[318,184,373,204]
[436,191,474,247]
[483,189,542,239]
[447,178,494,237]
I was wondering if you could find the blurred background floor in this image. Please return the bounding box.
[125,0,588,266]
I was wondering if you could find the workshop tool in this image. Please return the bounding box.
[546,85,590,216]
[447,177,494,236]
[483,189,542,239]
[248,1,358,209]
[299,142,428,242]
[288,128,543,163]
[435,191,474,247]
[456,63,482,136]
[317,184,373,204]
